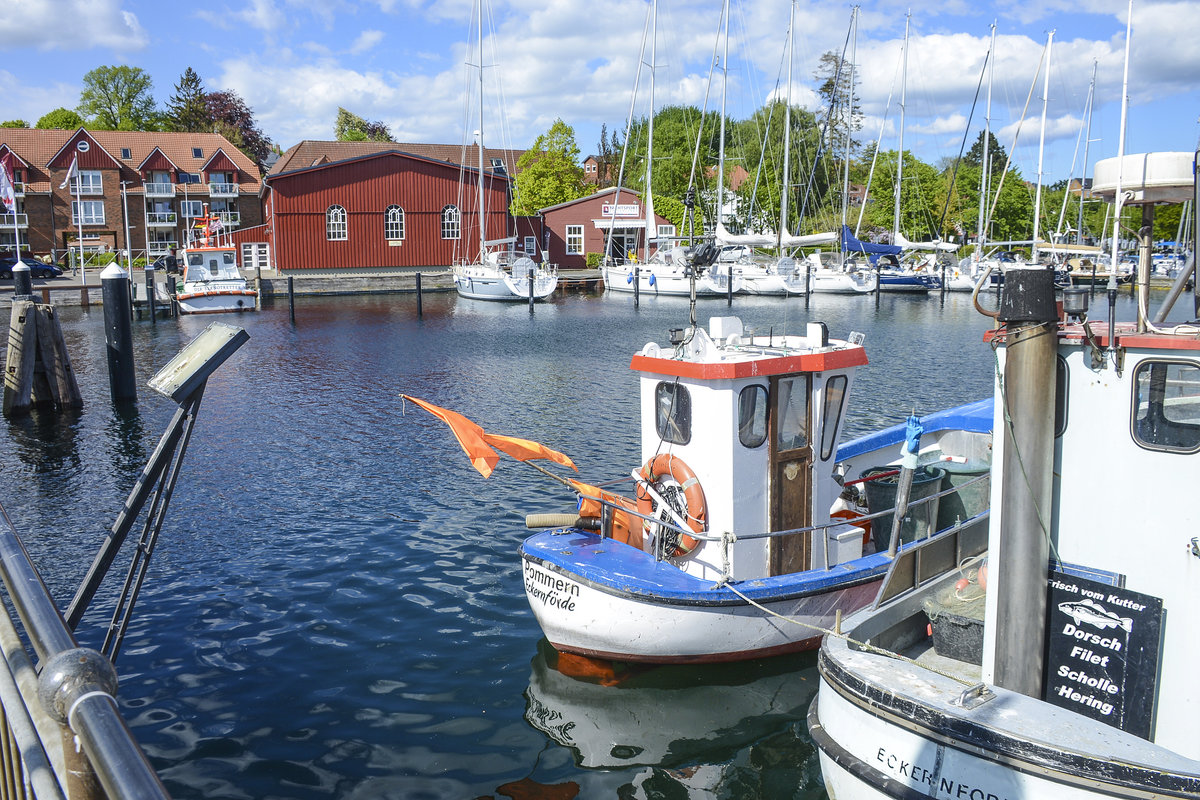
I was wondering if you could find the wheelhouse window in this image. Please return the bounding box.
[738,385,768,448]
[1055,356,1068,437]
[385,205,404,241]
[326,205,347,241]
[441,205,460,240]
[819,375,848,460]
[655,382,691,445]
[566,225,584,255]
[1132,360,1200,453]
[774,376,809,451]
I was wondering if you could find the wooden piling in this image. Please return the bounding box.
[3,301,83,417]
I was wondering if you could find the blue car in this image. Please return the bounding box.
[0,258,63,279]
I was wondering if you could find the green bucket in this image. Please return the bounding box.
[936,459,990,531]
[861,465,945,552]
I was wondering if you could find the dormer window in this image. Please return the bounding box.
[121,147,132,159]
[192,147,203,158]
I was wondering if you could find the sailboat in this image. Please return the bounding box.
[603,0,739,298]
[452,1,557,302]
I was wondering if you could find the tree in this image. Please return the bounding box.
[36,108,84,129]
[594,123,623,189]
[78,65,158,130]
[1,120,29,128]
[334,107,392,142]
[511,119,586,216]
[965,131,1007,175]
[813,51,862,156]
[205,90,272,165]
[167,68,210,132]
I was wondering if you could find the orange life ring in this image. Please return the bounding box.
[636,453,707,556]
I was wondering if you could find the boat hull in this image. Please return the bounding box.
[520,530,886,663]
[453,267,557,301]
[810,270,876,294]
[603,264,739,296]
[175,288,258,314]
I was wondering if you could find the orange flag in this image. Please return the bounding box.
[401,395,576,478]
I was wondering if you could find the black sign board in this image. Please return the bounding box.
[1044,572,1163,739]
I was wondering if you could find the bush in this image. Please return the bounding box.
[585,252,605,268]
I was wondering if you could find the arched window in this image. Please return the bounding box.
[441,205,460,240]
[385,205,405,241]
[326,205,347,241]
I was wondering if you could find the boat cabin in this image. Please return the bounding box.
[630,316,867,583]
[183,246,241,284]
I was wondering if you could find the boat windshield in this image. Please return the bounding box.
[185,250,241,281]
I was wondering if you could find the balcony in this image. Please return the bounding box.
[214,211,241,227]
[146,212,178,227]
[144,182,174,198]
[208,182,239,198]
[0,213,28,228]
[12,182,24,197]
[147,240,178,256]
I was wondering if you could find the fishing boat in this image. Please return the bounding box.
[173,210,258,315]
[451,0,557,303]
[403,251,995,662]
[809,151,1200,799]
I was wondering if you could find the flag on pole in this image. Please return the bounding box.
[58,154,79,190]
[400,394,577,478]
[0,154,15,212]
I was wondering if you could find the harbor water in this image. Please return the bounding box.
[0,288,1178,798]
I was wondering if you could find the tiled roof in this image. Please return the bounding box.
[269,140,528,177]
[0,128,262,193]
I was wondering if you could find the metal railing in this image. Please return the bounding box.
[145,213,177,226]
[0,213,28,227]
[147,241,178,256]
[143,183,174,198]
[213,211,240,226]
[207,183,238,198]
[0,507,170,800]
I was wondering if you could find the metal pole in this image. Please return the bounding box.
[1194,149,1199,319]
[145,264,157,325]
[288,275,295,323]
[634,265,640,308]
[415,271,423,318]
[528,265,535,313]
[11,262,32,300]
[993,266,1058,698]
[100,264,137,403]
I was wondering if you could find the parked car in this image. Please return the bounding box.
[0,257,64,279]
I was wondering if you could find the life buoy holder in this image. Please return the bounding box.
[636,453,707,557]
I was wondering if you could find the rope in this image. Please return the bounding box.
[721,581,977,686]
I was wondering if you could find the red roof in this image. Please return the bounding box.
[269,140,528,178]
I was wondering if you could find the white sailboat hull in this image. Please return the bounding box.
[454,265,557,301]
[809,270,876,294]
[603,264,739,296]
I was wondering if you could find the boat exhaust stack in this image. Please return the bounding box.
[992,267,1058,698]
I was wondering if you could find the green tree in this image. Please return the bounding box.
[813,51,862,156]
[166,67,210,132]
[621,106,722,207]
[860,150,954,240]
[594,123,623,189]
[965,131,1007,175]
[36,108,84,129]
[334,107,392,142]
[511,118,585,216]
[78,65,158,130]
[0,120,29,128]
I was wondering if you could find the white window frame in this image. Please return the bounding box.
[385,205,405,241]
[327,205,347,241]
[180,201,203,218]
[524,235,536,255]
[441,205,460,240]
[566,224,584,255]
[71,200,105,225]
[78,170,103,195]
[657,224,676,240]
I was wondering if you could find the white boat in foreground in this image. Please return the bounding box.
[173,213,258,315]
[810,151,1200,799]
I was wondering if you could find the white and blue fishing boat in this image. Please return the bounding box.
[514,313,993,664]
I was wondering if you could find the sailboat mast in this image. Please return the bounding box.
[1031,30,1054,265]
[892,13,909,238]
[716,0,729,234]
[840,7,858,233]
[477,0,486,263]
[778,0,795,251]
[644,0,657,263]
[1078,59,1098,246]
[976,23,995,266]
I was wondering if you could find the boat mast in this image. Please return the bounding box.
[644,0,657,263]
[975,23,995,268]
[778,0,795,251]
[840,7,858,235]
[892,13,909,239]
[1031,30,1054,265]
[476,0,486,264]
[715,0,729,237]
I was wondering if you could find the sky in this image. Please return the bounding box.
[1,0,1197,184]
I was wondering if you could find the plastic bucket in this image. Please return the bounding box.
[861,465,945,552]
[936,459,990,531]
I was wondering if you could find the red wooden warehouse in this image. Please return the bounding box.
[262,142,515,273]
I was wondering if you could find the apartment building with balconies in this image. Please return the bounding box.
[0,127,263,262]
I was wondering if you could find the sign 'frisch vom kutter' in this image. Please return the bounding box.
[1045,572,1163,739]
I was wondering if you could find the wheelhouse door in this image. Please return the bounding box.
[768,375,812,575]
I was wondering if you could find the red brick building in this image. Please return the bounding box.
[262,141,517,272]
[0,127,263,263]
[533,188,676,269]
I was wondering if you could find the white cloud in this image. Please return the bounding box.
[0,70,78,126]
[0,0,149,52]
[349,30,385,55]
